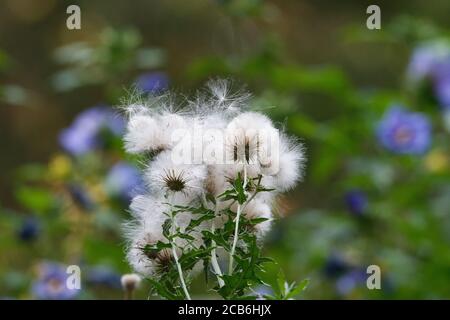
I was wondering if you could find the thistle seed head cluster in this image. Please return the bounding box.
[122,79,305,278]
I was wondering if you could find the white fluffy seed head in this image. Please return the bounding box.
[124,111,189,154]
[125,222,166,277]
[129,194,194,234]
[121,273,141,291]
[230,199,272,238]
[158,112,188,146]
[198,114,228,165]
[223,112,284,183]
[127,242,174,277]
[269,135,305,192]
[245,200,273,238]
[227,111,273,131]
[125,197,170,277]
[124,114,161,153]
[254,178,276,205]
[125,205,202,277]
[125,215,186,277]
[144,150,207,204]
[204,165,227,197]
[225,112,273,164]
[128,195,169,232]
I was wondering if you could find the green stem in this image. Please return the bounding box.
[210,220,225,287]
[171,240,191,300]
[228,165,248,275]
[201,193,224,287]
[168,195,191,300]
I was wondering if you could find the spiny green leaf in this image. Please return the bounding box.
[285,278,310,299]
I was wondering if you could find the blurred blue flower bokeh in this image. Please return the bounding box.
[344,190,368,216]
[376,106,431,155]
[135,72,169,94]
[105,162,144,202]
[32,263,80,300]
[59,107,125,156]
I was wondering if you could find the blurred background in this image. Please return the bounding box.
[1,0,450,299]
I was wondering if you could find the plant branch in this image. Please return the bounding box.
[228,165,248,275]
[210,219,225,287]
[201,192,224,287]
[171,240,191,300]
[168,195,191,300]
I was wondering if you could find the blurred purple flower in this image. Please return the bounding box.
[433,62,450,109]
[377,106,431,155]
[344,190,368,216]
[323,254,351,277]
[32,262,79,300]
[59,106,124,156]
[86,266,121,289]
[105,162,144,201]
[408,42,450,109]
[407,42,450,82]
[335,268,367,296]
[17,217,40,242]
[135,72,169,94]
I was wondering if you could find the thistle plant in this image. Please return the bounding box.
[121,80,306,300]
